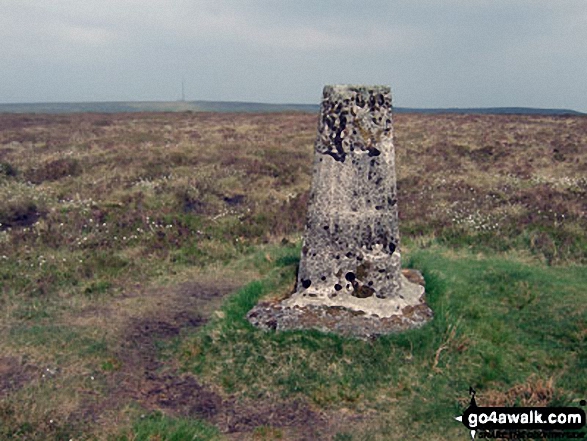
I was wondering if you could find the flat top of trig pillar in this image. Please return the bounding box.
[323,84,391,96]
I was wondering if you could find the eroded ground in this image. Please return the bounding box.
[2,271,371,439]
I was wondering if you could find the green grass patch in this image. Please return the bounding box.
[182,245,586,438]
[8,324,109,360]
[115,411,220,441]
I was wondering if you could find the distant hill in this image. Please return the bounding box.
[397,107,585,116]
[0,100,583,116]
[0,101,318,114]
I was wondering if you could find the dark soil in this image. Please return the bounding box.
[72,279,355,439]
[0,356,38,397]
[1,278,375,439]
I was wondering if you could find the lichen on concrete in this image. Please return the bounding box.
[249,85,432,332]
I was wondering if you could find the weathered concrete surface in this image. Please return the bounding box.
[248,269,432,339]
[281,85,431,321]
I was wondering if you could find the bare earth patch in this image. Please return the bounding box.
[61,276,364,439]
[0,356,39,397]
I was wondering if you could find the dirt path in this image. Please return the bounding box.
[71,277,364,440]
[2,273,370,439]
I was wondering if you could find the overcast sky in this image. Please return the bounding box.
[1,0,586,112]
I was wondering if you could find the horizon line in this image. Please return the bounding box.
[0,99,584,115]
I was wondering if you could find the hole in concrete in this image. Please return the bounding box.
[345,272,356,282]
[334,284,342,291]
[352,283,375,299]
[301,279,312,289]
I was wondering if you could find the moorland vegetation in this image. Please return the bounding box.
[0,111,585,440]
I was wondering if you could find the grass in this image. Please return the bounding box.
[0,111,585,439]
[182,246,586,439]
[114,411,220,441]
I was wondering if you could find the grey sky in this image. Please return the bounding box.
[1,0,586,111]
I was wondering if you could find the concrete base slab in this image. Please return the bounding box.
[283,274,425,318]
[247,269,433,339]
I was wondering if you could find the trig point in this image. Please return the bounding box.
[248,85,432,337]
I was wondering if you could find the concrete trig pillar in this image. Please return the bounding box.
[283,85,426,318]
